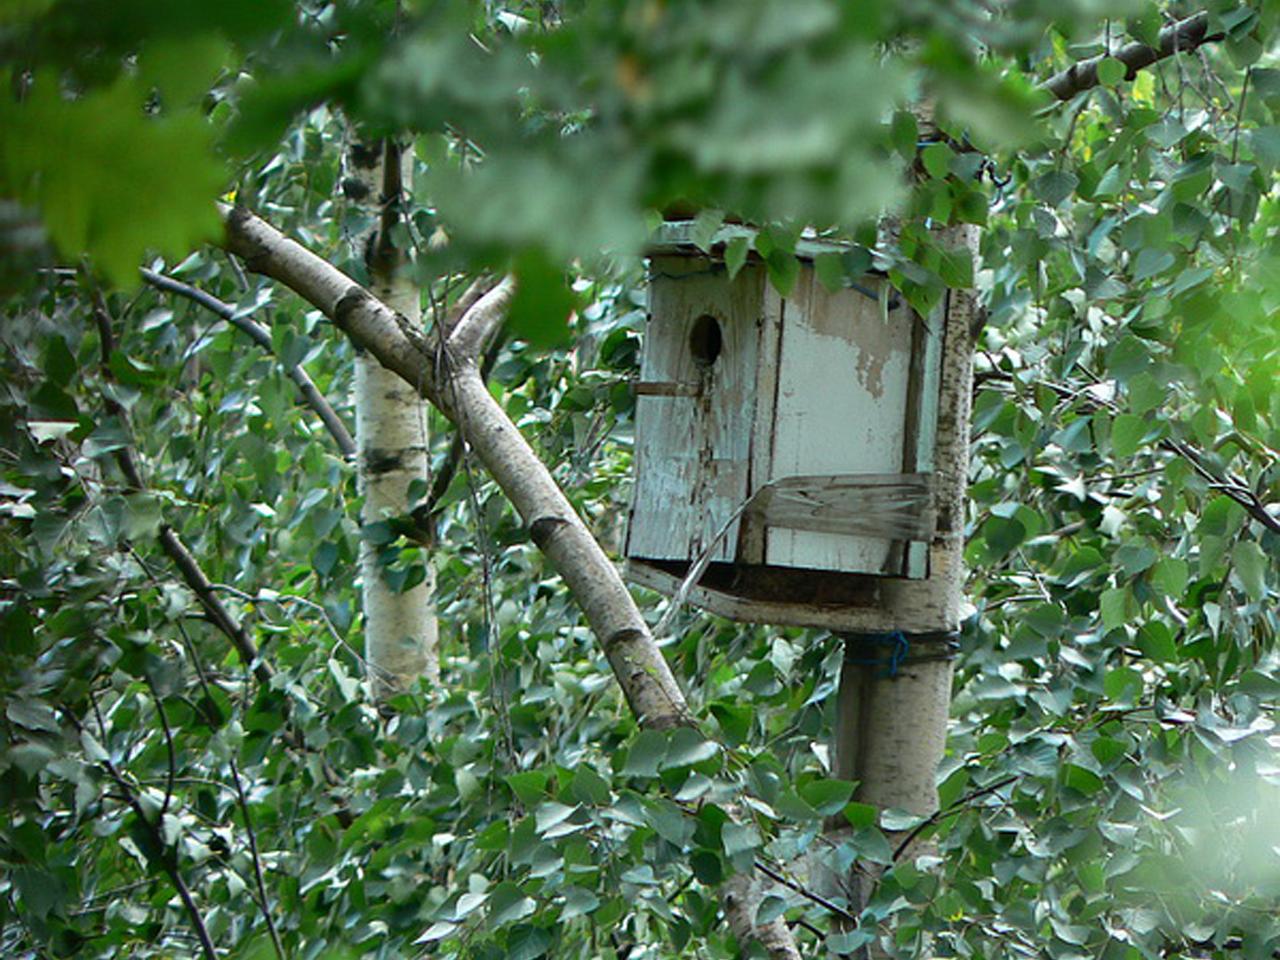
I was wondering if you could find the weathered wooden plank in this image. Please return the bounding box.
[737,282,785,565]
[765,270,916,575]
[626,257,763,563]
[634,380,699,397]
[746,472,935,541]
[903,302,944,578]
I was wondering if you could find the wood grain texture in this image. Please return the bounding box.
[627,257,763,563]
[745,472,935,541]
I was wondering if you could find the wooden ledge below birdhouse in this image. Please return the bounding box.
[628,558,884,630]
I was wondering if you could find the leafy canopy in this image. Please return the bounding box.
[1,1,1278,959]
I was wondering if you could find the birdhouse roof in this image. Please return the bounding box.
[647,220,850,261]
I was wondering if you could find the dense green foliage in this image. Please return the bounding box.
[1,1,1278,958]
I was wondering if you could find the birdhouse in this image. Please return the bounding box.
[625,221,966,633]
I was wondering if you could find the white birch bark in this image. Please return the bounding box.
[346,141,438,696]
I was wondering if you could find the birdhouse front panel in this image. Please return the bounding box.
[759,268,923,576]
[627,255,765,565]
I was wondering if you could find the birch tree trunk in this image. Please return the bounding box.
[345,139,438,696]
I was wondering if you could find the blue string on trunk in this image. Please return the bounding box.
[841,631,960,678]
[843,631,910,677]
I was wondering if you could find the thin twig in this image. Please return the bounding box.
[426,325,508,527]
[753,858,859,927]
[981,369,1280,535]
[141,268,356,458]
[652,497,753,640]
[90,284,273,684]
[72,696,219,960]
[145,675,178,818]
[1230,67,1251,165]
[891,775,1019,862]
[228,758,286,960]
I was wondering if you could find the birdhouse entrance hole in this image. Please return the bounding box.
[688,314,723,367]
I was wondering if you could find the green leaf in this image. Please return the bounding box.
[798,778,856,816]
[645,798,694,845]
[765,251,800,299]
[508,250,578,348]
[1115,541,1157,577]
[921,142,954,179]
[663,728,718,769]
[1149,558,1189,599]
[828,930,875,953]
[1096,57,1127,87]
[570,764,610,805]
[814,252,845,293]
[560,886,599,920]
[689,849,722,883]
[13,866,65,921]
[1111,413,1146,458]
[1032,170,1078,207]
[1132,247,1174,281]
[1104,666,1143,703]
[506,770,549,804]
[1231,540,1267,602]
[623,729,668,777]
[487,882,536,928]
[891,110,919,158]
[505,925,551,960]
[724,236,750,280]
[1100,587,1131,632]
[0,75,224,286]
[1138,622,1177,662]
[722,820,762,859]
[6,699,60,733]
[755,894,788,925]
[849,826,894,864]
[690,208,725,252]
[534,801,577,835]
[1062,764,1105,796]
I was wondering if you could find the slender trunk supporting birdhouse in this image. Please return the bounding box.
[825,228,978,953]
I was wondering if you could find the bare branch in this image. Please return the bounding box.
[438,275,502,340]
[69,700,219,960]
[228,758,285,960]
[221,204,690,725]
[1042,13,1223,101]
[427,325,508,523]
[90,289,272,685]
[141,268,357,459]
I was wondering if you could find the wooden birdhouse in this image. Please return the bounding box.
[625,221,970,633]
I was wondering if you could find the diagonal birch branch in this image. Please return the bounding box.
[218,203,803,958]
[219,203,691,729]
